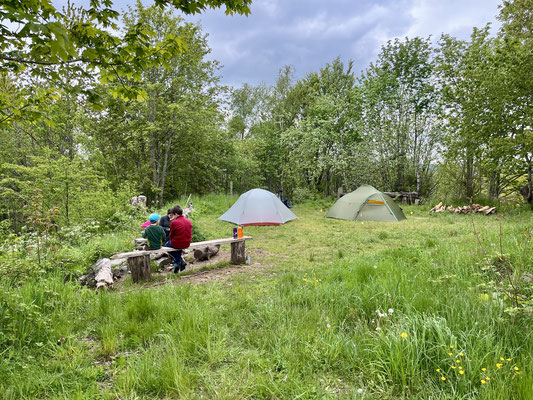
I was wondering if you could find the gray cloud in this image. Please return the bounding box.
[184,0,502,87]
[56,0,502,87]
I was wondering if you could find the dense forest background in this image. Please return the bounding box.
[0,0,531,233]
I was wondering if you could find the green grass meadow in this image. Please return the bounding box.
[1,196,532,399]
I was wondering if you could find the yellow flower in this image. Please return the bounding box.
[481,368,486,371]
[450,345,454,349]
[452,366,456,369]
[436,369,440,372]
[456,360,461,363]
[458,366,462,370]
[459,353,464,356]
[459,370,464,375]
[481,380,486,384]
[496,363,502,369]
[448,352,453,356]
[486,377,490,380]
[514,367,519,371]
[500,357,505,361]
[441,377,446,381]
[506,358,511,361]
[401,332,408,338]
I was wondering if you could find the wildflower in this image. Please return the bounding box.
[506,358,511,361]
[496,363,502,369]
[450,345,454,349]
[441,377,446,381]
[481,368,486,371]
[375,327,381,331]
[373,265,377,269]
[500,357,505,361]
[436,369,441,372]
[448,353,453,356]
[481,380,486,384]
[459,353,464,356]
[326,323,331,329]
[458,366,462,370]
[456,360,461,363]
[388,308,394,314]
[514,367,519,371]
[452,366,456,369]
[357,388,364,394]
[401,332,408,339]
[459,370,464,375]
[486,377,490,380]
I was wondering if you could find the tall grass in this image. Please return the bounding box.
[0,196,531,399]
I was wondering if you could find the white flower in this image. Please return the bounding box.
[388,308,394,314]
[357,388,364,394]
[375,327,381,331]
[326,323,331,329]
[373,265,378,269]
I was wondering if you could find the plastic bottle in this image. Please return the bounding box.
[237,225,243,239]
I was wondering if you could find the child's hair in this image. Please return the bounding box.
[172,206,183,215]
[167,208,173,215]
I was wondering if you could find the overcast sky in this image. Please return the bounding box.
[59,0,503,88]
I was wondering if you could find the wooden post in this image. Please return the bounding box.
[128,254,151,283]
[230,241,246,264]
[230,181,233,196]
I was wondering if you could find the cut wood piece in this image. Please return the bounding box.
[128,254,151,283]
[485,207,496,215]
[110,258,127,267]
[155,256,172,267]
[231,241,245,264]
[95,258,113,289]
[193,245,220,261]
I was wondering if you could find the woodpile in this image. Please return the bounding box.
[429,202,496,215]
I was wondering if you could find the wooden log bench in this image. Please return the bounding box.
[111,236,252,283]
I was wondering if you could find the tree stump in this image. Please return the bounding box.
[128,254,151,283]
[230,241,246,264]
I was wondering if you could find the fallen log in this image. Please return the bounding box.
[193,245,220,261]
[79,258,114,289]
[95,258,114,289]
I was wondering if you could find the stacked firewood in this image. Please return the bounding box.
[429,202,496,215]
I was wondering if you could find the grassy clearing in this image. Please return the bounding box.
[1,197,532,399]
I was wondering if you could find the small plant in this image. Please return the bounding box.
[473,219,533,319]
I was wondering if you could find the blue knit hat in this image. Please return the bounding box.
[148,213,160,222]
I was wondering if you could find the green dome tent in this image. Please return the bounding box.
[326,185,406,222]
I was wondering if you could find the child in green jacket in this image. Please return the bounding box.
[142,213,167,250]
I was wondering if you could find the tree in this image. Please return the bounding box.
[282,58,361,196]
[360,37,440,196]
[0,0,252,125]
[84,4,231,205]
